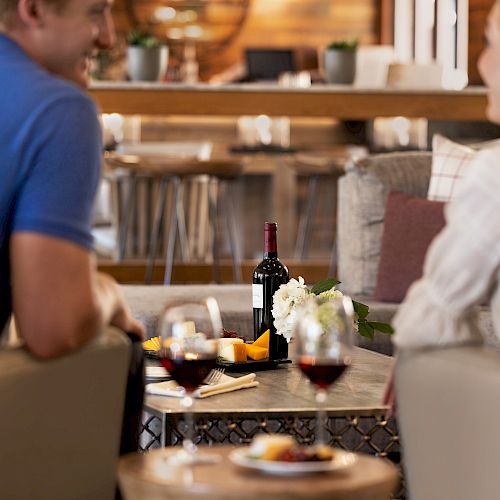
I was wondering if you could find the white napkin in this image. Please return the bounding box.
[146,373,258,399]
[145,366,169,379]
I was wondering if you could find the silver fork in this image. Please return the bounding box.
[204,367,225,386]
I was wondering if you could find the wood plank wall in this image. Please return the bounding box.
[109,0,491,85]
[469,0,494,84]
[110,0,379,80]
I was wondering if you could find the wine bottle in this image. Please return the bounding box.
[253,222,289,360]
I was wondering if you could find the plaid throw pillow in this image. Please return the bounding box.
[427,134,476,202]
[428,134,500,202]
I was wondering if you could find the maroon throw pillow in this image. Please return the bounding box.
[373,191,446,303]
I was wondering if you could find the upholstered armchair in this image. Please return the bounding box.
[335,151,431,354]
[336,151,494,354]
[337,151,432,299]
[396,345,500,500]
[0,327,131,500]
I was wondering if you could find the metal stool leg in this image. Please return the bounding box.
[221,181,242,283]
[294,175,319,260]
[164,178,180,285]
[145,177,168,284]
[197,177,209,262]
[208,177,220,283]
[118,173,137,261]
[186,178,198,260]
[176,180,190,263]
[328,239,337,277]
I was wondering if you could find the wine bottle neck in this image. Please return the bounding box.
[264,227,278,255]
[264,251,278,259]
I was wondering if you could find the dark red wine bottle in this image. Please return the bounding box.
[253,222,289,360]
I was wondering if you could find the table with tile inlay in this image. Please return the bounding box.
[141,347,397,456]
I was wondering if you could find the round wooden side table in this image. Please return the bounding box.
[118,446,399,500]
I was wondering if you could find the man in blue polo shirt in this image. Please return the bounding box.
[0,0,145,458]
[0,0,144,350]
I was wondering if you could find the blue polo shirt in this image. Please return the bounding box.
[0,34,101,332]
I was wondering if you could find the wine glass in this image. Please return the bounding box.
[158,297,222,463]
[293,295,354,447]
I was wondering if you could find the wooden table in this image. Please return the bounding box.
[118,446,399,500]
[141,347,397,458]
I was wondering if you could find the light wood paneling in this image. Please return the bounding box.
[468,0,494,84]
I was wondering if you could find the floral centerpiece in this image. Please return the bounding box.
[272,277,394,342]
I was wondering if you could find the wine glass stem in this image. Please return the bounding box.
[181,392,197,455]
[315,388,328,446]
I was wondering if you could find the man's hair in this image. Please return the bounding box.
[0,0,69,27]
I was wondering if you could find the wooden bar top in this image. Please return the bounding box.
[89,82,488,120]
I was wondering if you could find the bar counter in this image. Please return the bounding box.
[90,82,488,120]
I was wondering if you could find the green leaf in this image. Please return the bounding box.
[352,300,369,320]
[327,39,358,51]
[357,320,374,339]
[311,278,341,295]
[127,30,160,47]
[367,321,394,335]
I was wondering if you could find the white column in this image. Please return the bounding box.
[414,0,435,64]
[394,0,414,62]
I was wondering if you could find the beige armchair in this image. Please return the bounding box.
[396,345,500,500]
[0,327,131,500]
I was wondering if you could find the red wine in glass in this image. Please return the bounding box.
[299,356,349,390]
[160,355,217,393]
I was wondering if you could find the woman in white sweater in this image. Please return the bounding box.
[384,1,500,408]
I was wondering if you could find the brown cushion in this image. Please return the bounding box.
[373,191,446,303]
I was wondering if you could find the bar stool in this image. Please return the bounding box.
[105,153,243,284]
[291,149,354,274]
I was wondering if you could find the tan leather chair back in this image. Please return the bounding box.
[396,346,500,500]
[0,328,131,500]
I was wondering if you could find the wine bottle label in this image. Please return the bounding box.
[252,283,264,308]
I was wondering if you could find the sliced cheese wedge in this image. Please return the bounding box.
[254,329,270,349]
[219,338,244,349]
[246,344,268,361]
[233,343,247,363]
[219,342,247,363]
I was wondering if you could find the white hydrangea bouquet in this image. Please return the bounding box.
[272,277,394,342]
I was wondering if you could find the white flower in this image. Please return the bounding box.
[272,277,357,342]
[272,277,309,342]
[272,277,308,319]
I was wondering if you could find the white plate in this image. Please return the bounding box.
[229,447,356,476]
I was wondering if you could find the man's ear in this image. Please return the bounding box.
[16,0,48,27]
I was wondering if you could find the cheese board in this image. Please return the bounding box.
[216,357,292,372]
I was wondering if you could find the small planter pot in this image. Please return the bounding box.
[127,46,169,82]
[323,48,357,84]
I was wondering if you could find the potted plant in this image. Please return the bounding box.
[126,30,168,82]
[323,39,358,84]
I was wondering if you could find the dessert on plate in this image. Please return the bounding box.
[247,434,335,462]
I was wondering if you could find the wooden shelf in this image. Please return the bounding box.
[90,82,488,121]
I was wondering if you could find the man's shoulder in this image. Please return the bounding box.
[0,35,94,110]
[27,71,96,115]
